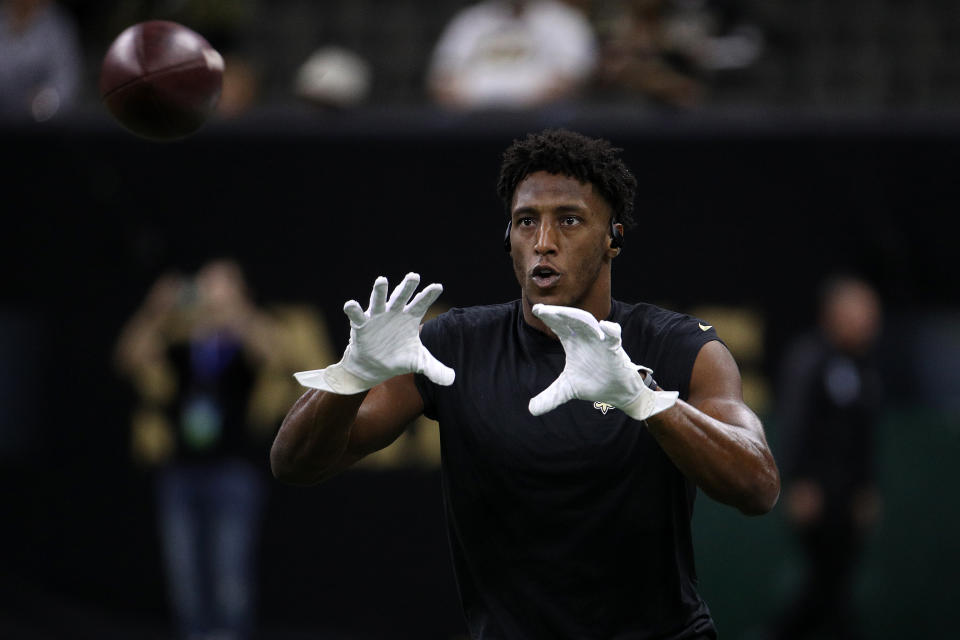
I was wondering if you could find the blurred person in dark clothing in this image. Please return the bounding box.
[590,0,764,109]
[592,0,706,109]
[0,0,82,121]
[115,258,281,640]
[769,274,884,640]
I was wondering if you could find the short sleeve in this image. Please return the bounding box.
[683,321,723,401]
[414,312,452,421]
[652,314,725,401]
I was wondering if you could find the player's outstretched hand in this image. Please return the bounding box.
[294,273,455,394]
[528,304,678,420]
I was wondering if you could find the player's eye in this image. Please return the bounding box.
[517,217,535,227]
[560,216,580,226]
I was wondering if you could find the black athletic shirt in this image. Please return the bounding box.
[414,299,722,640]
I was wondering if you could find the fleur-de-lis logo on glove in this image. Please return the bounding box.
[528,304,678,421]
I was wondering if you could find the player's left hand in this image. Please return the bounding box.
[528,304,679,420]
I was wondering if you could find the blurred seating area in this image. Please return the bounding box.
[20,0,960,120]
[746,0,960,113]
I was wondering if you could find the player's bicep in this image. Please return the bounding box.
[344,373,425,462]
[687,340,765,437]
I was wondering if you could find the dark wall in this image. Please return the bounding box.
[2,109,958,638]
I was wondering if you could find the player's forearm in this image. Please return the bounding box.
[270,388,367,485]
[645,399,780,516]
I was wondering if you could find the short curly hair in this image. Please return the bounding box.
[496,129,637,228]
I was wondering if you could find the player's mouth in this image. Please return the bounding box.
[530,264,561,288]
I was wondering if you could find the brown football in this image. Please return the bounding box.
[100,20,224,141]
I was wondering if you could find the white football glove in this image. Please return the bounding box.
[528,304,678,420]
[294,272,455,394]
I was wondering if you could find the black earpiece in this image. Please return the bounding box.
[503,218,623,253]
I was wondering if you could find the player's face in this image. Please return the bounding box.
[509,171,618,316]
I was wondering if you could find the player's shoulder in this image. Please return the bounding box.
[614,299,716,339]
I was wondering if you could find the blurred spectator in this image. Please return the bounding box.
[0,0,82,121]
[114,259,282,640]
[293,45,372,110]
[590,0,764,109]
[215,54,261,118]
[661,0,765,72]
[426,0,597,110]
[768,274,884,640]
[592,0,705,108]
[164,0,264,119]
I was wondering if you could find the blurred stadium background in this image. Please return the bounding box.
[2,0,959,638]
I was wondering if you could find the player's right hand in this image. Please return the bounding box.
[294,272,455,394]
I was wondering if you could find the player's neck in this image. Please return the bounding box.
[521,278,612,339]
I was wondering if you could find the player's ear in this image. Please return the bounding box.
[608,222,624,258]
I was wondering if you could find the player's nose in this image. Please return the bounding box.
[534,221,559,255]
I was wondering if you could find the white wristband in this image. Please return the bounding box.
[620,388,679,421]
[294,360,377,395]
